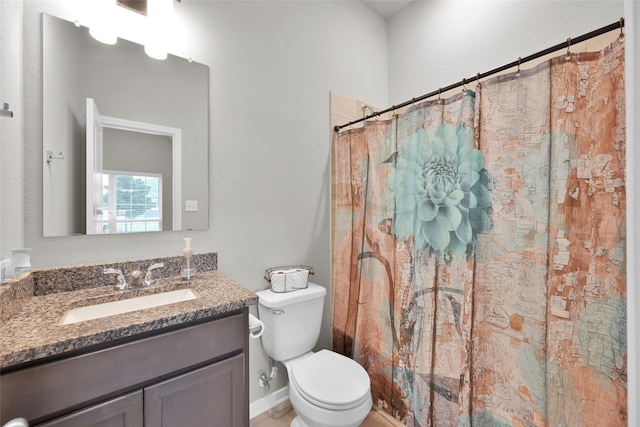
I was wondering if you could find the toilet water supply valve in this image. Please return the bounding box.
[246,312,274,388]
[259,358,278,390]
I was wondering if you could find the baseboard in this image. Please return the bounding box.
[249,385,290,419]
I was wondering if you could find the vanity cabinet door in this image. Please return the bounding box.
[144,353,246,427]
[35,391,143,427]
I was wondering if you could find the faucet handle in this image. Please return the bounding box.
[104,268,127,291]
[144,262,165,286]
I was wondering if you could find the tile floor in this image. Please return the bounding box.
[250,400,403,427]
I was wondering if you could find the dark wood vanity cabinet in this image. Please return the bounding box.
[36,354,245,427]
[144,353,245,426]
[1,309,250,427]
[36,392,143,427]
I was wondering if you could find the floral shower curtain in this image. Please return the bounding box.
[332,39,626,426]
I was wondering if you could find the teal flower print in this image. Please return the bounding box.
[388,124,491,258]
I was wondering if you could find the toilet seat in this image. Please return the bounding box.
[289,350,370,411]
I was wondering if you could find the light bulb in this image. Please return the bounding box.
[88,0,117,45]
[145,43,168,60]
[89,25,117,45]
[144,0,173,60]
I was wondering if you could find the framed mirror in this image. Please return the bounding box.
[42,13,209,237]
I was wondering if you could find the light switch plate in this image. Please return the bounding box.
[185,200,198,212]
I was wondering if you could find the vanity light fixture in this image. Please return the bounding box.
[144,44,167,60]
[88,0,118,45]
[144,0,174,60]
[116,0,148,16]
[87,0,177,57]
[89,25,118,45]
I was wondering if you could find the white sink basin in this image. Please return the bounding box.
[60,289,199,325]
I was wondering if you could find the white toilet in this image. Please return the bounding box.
[257,283,372,427]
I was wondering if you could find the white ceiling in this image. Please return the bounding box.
[362,0,414,20]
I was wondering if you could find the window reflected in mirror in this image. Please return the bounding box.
[101,172,162,233]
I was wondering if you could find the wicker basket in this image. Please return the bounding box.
[264,265,314,293]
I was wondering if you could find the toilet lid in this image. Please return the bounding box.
[290,350,370,410]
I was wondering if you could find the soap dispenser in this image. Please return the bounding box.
[180,238,197,281]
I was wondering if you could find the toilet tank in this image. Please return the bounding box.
[256,283,327,362]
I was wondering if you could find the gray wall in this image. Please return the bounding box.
[388,1,624,105]
[1,0,25,262]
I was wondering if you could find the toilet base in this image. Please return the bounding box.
[288,375,372,427]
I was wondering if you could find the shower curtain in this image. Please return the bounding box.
[332,40,626,426]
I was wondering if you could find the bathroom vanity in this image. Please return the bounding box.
[0,260,257,427]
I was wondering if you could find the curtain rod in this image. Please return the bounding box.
[334,18,625,133]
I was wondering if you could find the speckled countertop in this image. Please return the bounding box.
[0,257,258,369]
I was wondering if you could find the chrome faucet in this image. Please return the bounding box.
[144,262,165,286]
[128,269,144,289]
[104,268,127,291]
[104,263,165,290]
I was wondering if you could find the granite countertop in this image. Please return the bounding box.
[0,270,258,369]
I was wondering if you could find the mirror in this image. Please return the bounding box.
[42,13,209,236]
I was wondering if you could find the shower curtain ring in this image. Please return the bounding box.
[461,78,467,92]
[516,57,521,77]
[565,37,571,60]
[362,104,373,118]
[619,17,625,40]
[476,73,481,88]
